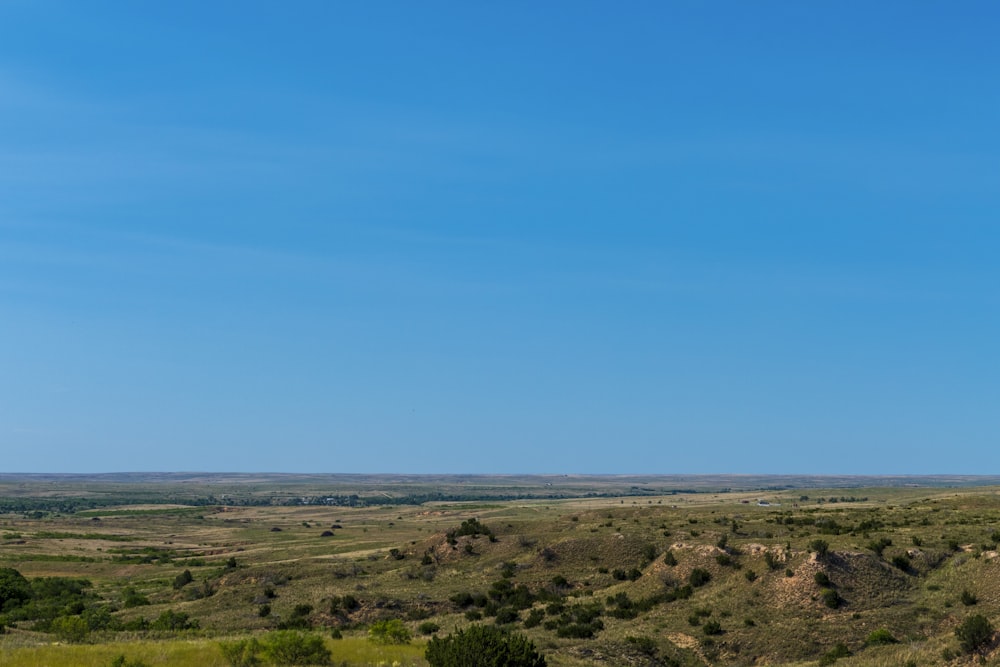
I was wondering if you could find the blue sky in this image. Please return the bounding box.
[1,2,998,474]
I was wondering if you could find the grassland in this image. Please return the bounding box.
[2,475,1000,666]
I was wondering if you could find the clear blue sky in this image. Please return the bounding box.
[2,2,998,474]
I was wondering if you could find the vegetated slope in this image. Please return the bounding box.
[3,487,1000,665]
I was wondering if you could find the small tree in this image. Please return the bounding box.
[426,624,546,667]
[955,614,993,654]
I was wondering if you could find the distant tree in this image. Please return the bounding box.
[425,624,546,667]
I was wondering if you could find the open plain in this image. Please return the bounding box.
[2,475,1000,666]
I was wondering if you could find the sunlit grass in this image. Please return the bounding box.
[0,637,428,667]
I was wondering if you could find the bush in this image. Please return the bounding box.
[426,624,546,667]
[495,607,519,624]
[523,609,544,629]
[814,572,831,587]
[817,642,850,666]
[218,638,262,667]
[955,614,993,654]
[820,588,842,609]
[809,539,829,557]
[122,586,150,608]
[151,609,198,631]
[418,621,440,635]
[172,570,193,590]
[261,630,331,665]
[702,620,722,636]
[864,628,898,646]
[961,589,978,606]
[50,615,89,643]
[663,551,677,566]
[689,568,711,588]
[368,618,412,644]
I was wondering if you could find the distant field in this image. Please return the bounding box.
[2,475,1000,666]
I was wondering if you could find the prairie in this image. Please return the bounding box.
[2,475,1000,666]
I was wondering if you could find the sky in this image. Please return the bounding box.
[1,2,998,474]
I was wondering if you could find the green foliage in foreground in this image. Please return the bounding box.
[425,624,546,667]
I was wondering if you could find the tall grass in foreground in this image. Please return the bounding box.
[0,637,428,667]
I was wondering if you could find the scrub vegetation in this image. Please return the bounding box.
[2,474,1000,666]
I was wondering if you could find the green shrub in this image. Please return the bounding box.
[495,607,519,624]
[418,621,440,635]
[122,586,150,608]
[817,642,850,666]
[809,539,829,557]
[961,589,978,606]
[218,638,262,667]
[663,551,677,566]
[814,571,830,587]
[821,588,842,609]
[172,569,193,590]
[955,614,993,654]
[702,620,722,635]
[368,618,412,644]
[864,628,898,646]
[689,568,711,587]
[261,630,331,665]
[523,609,544,629]
[151,609,198,631]
[425,624,546,667]
[50,615,89,643]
